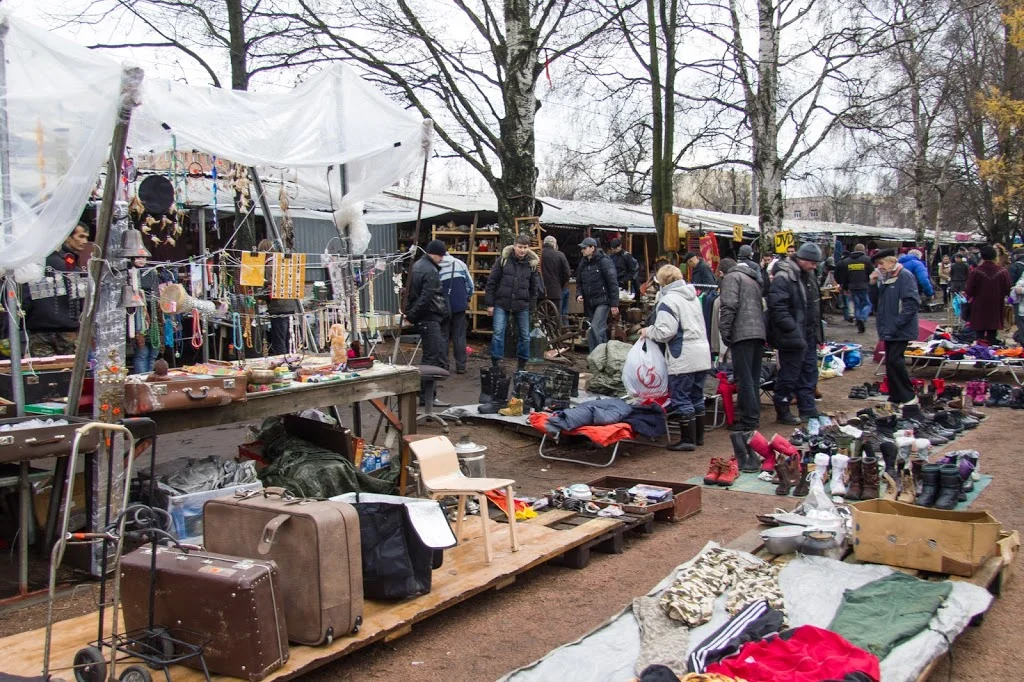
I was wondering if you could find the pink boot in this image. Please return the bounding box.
[748,431,775,471]
[769,433,800,458]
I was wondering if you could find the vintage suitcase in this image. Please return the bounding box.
[0,367,73,405]
[203,488,363,645]
[121,546,288,682]
[0,416,100,464]
[123,375,247,415]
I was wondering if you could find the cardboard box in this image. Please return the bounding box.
[852,499,1001,576]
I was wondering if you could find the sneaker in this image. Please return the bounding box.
[703,458,723,485]
[716,458,740,486]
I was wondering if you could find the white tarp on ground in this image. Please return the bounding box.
[502,543,992,682]
[0,11,124,274]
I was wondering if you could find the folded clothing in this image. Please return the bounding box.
[528,411,633,447]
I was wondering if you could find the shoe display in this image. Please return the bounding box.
[848,385,869,399]
[498,397,523,416]
[860,455,880,499]
[717,458,740,486]
[703,458,723,485]
[731,431,761,473]
[748,431,776,472]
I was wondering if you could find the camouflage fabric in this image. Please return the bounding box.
[660,547,785,627]
[28,331,78,357]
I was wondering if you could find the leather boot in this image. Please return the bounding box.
[669,418,696,452]
[479,367,495,404]
[933,464,962,510]
[731,431,761,473]
[915,463,941,506]
[860,456,880,499]
[694,414,706,446]
[792,459,811,497]
[879,441,898,482]
[775,455,796,496]
[845,457,864,501]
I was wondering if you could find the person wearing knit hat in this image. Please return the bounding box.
[406,240,451,392]
[766,242,823,425]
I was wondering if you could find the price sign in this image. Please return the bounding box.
[733,224,743,242]
[774,230,795,254]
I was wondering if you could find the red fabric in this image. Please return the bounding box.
[706,625,880,682]
[527,411,634,447]
[716,371,736,425]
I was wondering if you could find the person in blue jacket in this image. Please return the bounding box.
[897,249,934,299]
[439,252,474,374]
[876,249,921,408]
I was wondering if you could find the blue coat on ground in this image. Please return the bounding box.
[547,398,633,432]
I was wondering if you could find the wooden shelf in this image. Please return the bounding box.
[476,231,499,236]
[449,251,469,255]
[433,230,471,236]
[473,251,498,256]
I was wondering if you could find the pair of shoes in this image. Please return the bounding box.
[849,385,869,399]
[703,457,740,486]
[915,464,962,509]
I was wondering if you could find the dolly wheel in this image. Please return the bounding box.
[73,646,106,682]
[119,665,153,682]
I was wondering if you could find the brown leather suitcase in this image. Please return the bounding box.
[203,488,363,645]
[123,375,246,415]
[120,546,288,681]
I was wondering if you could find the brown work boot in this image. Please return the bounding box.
[775,455,796,496]
[860,456,880,500]
[792,460,810,497]
[845,457,864,501]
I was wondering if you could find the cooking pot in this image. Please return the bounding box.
[759,525,806,555]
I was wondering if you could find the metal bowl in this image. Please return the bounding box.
[760,525,807,555]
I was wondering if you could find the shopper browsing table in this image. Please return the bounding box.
[406,240,451,371]
[576,237,619,352]
[874,250,920,408]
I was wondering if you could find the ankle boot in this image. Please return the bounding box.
[774,403,801,425]
[775,455,796,496]
[769,433,800,457]
[731,431,761,472]
[694,413,706,446]
[669,418,696,452]
[830,454,850,496]
[846,457,864,500]
[703,458,723,485]
[860,456,880,499]
[792,459,811,497]
[915,463,941,506]
[879,441,898,482]
[933,464,962,510]
[717,458,740,486]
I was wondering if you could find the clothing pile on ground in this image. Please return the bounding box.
[586,340,632,395]
[138,455,259,499]
[528,397,668,446]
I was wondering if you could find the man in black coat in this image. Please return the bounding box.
[609,238,640,294]
[576,237,619,351]
[24,223,89,356]
[684,251,717,286]
[540,235,571,322]
[406,240,450,373]
[485,234,542,370]
[767,242,823,424]
[836,243,874,333]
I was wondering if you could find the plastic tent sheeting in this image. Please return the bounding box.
[128,65,431,210]
[0,11,124,277]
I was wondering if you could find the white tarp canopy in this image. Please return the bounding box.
[0,11,124,274]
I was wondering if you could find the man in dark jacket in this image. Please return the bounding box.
[24,223,89,356]
[439,253,473,373]
[540,235,571,322]
[949,252,969,295]
[485,234,542,370]
[406,240,450,372]
[719,252,766,431]
[875,250,920,407]
[576,237,619,351]
[684,251,717,286]
[836,243,874,333]
[767,242,823,424]
[609,238,640,294]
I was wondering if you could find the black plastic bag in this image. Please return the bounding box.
[352,502,439,600]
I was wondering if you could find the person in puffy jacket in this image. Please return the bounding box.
[439,253,473,374]
[836,243,874,333]
[684,251,717,286]
[642,265,712,451]
[718,256,766,431]
[767,243,823,425]
[576,237,619,351]
[406,240,450,372]
[485,234,541,370]
[897,249,934,299]
[875,250,920,407]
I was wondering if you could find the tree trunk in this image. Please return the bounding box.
[754,0,782,250]
[497,0,540,245]
[647,0,666,251]
[226,0,249,91]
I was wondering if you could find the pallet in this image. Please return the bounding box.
[546,510,655,569]
[726,528,1019,682]
[0,510,621,682]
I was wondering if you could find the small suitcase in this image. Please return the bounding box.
[123,375,247,415]
[203,488,363,645]
[121,546,288,682]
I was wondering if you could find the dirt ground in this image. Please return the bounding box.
[2,310,1022,681]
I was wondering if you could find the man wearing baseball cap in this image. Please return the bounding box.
[767,242,823,425]
[575,237,619,351]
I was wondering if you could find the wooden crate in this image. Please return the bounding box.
[586,475,702,523]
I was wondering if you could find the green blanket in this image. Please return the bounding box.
[586,340,631,396]
[828,571,952,659]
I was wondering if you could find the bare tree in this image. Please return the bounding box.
[674,168,752,214]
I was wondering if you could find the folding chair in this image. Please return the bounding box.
[539,411,672,468]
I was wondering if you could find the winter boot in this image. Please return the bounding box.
[830,453,850,496]
[669,419,697,452]
[915,463,941,507]
[479,367,496,404]
[879,440,899,482]
[703,458,723,485]
[875,415,897,439]
[845,457,864,501]
[517,358,527,372]
[813,451,831,484]
[694,413,706,446]
[792,459,811,497]
[717,458,740,486]
[933,464,963,510]
[732,431,761,473]
[748,431,774,466]
[769,433,800,457]
[860,456,880,499]
[774,403,801,426]
[774,456,796,496]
